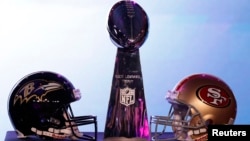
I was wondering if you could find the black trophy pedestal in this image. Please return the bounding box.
[5,131,104,141]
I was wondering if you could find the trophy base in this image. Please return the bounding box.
[104,137,148,141]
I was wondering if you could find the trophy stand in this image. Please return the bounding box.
[104,0,150,141]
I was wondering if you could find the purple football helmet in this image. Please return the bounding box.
[8,71,97,140]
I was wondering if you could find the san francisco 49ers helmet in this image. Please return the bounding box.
[8,71,97,140]
[150,73,237,141]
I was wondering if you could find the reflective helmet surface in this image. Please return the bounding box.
[8,71,97,140]
[150,73,237,141]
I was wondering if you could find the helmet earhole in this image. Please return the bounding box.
[205,119,213,126]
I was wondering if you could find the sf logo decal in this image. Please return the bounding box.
[197,85,231,108]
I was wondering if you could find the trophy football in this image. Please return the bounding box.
[104,0,150,141]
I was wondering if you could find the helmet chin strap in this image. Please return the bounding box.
[30,111,84,140]
[31,127,69,139]
[172,112,207,141]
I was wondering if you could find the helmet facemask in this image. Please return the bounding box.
[150,91,208,141]
[29,89,97,140]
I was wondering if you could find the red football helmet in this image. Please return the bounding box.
[150,73,237,141]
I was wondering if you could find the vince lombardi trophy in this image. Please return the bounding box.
[104,0,150,141]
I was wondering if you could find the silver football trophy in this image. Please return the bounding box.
[104,0,150,141]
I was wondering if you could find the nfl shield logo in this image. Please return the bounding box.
[120,87,135,106]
